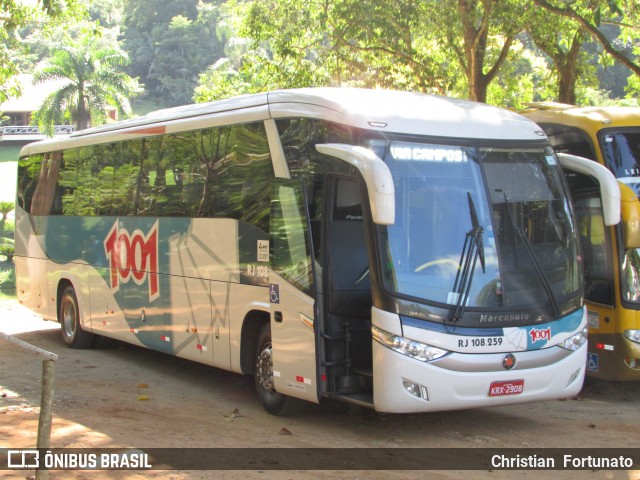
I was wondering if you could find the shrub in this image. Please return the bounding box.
[0,237,14,262]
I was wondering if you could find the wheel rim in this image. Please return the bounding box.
[256,342,274,391]
[62,299,77,340]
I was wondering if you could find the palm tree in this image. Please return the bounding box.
[32,34,141,134]
[0,201,13,235]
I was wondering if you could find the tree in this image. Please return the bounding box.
[532,0,640,103]
[146,8,223,106]
[0,201,13,235]
[196,0,529,103]
[526,7,593,104]
[441,0,527,102]
[31,31,141,134]
[486,40,554,107]
[0,0,85,102]
[120,0,222,105]
[196,0,333,101]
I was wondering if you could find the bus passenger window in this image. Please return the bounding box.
[30,151,62,216]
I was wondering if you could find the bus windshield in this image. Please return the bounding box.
[601,129,640,302]
[601,129,640,194]
[372,140,581,319]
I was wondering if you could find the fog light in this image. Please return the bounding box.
[624,357,640,370]
[403,379,429,401]
[567,368,581,387]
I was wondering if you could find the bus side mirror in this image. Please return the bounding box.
[315,143,395,225]
[619,182,640,249]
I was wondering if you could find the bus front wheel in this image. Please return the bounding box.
[254,323,304,416]
[59,286,95,349]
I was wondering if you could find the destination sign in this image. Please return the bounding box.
[389,143,468,162]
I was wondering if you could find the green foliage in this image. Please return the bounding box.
[579,87,638,106]
[0,238,14,262]
[487,42,544,108]
[87,0,125,28]
[4,0,640,115]
[0,201,14,235]
[0,0,87,103]
[0,198,14,291]
[0,265,15,295]
[2,219,15,235]
[196,0,637,105]
[121,0,223,106]
[0,201,14,216]
[626,74,640,99]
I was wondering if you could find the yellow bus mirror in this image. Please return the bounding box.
[620,182,640,249]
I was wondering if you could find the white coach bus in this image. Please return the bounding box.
[15,88,619,414]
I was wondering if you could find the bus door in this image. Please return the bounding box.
[269,179,319,404]
[320,175,373,402]
[558,153,621,379]
[578,182,640,380]
[572,190,617,379]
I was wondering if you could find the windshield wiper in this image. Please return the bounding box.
[450,193,486,323]
[500,191,561,317]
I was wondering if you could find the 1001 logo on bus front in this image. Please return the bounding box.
[104,220,159,301]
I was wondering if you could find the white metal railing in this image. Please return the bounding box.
[1,125,75,135]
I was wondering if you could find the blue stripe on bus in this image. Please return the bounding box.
[401,308,584,339]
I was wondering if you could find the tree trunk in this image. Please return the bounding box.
[457,0,514,103]
[557,67,577,104]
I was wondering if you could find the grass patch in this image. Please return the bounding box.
[132,99,165,116]
[0,259,16,299]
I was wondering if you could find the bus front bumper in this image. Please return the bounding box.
[372,341,586,413]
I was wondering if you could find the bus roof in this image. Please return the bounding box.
[21,88,546,156]
[521,102,640,131]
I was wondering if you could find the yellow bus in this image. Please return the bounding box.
[522,103,640,381]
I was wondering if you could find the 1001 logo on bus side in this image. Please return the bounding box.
[104,220,159,301]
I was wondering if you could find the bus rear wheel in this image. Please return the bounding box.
[59,286,95,349]
[254,323,305,416]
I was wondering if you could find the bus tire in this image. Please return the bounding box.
[254,323,305,416]
[59,286,94,349]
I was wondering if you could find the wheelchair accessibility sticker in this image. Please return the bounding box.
[270,284,280,304]
[587,353,599,372]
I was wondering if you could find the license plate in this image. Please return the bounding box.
[488,379,524,397]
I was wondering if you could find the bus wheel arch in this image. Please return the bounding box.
[57,281,95,349]
[240,310,270,375]
[254,323,305,416]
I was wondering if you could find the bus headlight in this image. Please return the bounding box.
[558,327,588,351]
[372,325,449,362]
[623,330,640,344]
